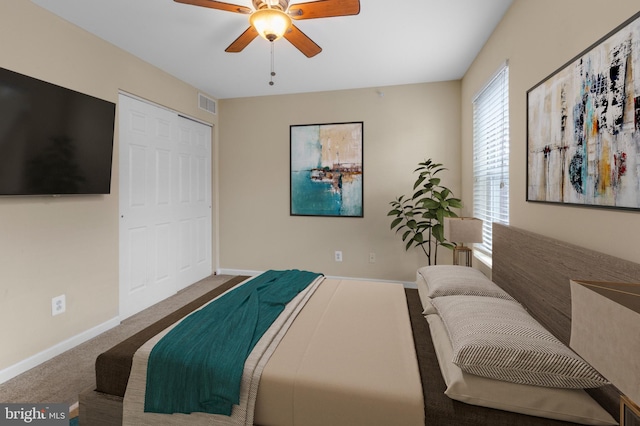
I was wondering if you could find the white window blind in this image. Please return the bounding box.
[473,64,509,256]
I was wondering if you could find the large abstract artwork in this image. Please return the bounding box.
[527,12,640,210]
[290,122,363,217]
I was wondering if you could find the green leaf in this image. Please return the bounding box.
[414,233,424,243]
[448,199,463,209]
[432,223,444,241]
[402,230,412,241]
[387,209,401,216]
[413,175,426,190]
[390,217,403,229]
[412,189,428,200]
[416,160,432,171]
[421,210,437,220]
[421,199,439,209]
[407,219,417,229]
[394,225,407,234]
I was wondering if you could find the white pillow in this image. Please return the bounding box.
[426,314,617,425]
[417,265,514,300]
[431,295,610,389]
[421,296,437,315]
[415,273,437,314]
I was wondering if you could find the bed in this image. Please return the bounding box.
[79,224,640,425]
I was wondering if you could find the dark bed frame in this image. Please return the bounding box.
[80,224,639,425]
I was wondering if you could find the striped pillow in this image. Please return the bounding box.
[431,295,609,389]
[418,265,515,300]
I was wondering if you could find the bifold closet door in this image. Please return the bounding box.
[118,94,212,319]
[174,115,212,291]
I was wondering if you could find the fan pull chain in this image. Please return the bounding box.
[269,42,276,86]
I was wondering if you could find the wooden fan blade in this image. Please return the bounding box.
[225,27,259,53]
[288,0,360,20]
[173,0,251,14]
[284,25,322,58]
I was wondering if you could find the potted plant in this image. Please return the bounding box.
[388,159,462,265]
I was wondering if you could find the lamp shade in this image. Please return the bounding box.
[444,217,483,243]
[250,8,292,42]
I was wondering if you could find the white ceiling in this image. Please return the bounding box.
[31,0,513,99]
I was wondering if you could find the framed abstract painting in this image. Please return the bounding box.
[290,121,363,217]
[527,11,640,210]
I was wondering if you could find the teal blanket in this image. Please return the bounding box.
[144,269,322,415]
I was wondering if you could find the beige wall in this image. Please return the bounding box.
[461,0,640,266]
[8,0,637,380]
[0,2,217,372]
[219,82,462,282]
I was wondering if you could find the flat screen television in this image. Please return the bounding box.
[0,67,115,196]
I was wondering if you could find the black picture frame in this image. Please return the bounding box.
[526,11,640,211]
[290,121,363,217]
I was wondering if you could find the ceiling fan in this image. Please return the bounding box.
[174,0,360,58]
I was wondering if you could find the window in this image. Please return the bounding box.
[473,63,509,256]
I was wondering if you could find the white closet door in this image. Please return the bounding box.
[119,94,212,319]
[174,116,212,290]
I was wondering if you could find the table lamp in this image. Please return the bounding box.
[443,217,483,267]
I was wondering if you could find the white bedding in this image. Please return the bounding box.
[122,277,424,426]
[255,279,424,426]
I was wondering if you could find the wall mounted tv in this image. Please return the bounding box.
[0,67,115,196]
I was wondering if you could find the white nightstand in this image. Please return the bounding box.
[570,280,640,425]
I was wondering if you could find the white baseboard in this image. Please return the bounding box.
[0,316,120,385]
[403,280,418,289]
[217,268,263,277]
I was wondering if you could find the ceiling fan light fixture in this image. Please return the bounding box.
[250,8,292,42]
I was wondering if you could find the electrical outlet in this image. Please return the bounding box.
[52,295,66,316]
[334,251,343,262]
[369,252,376,263]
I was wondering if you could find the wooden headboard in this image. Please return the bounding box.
[492,223,640,421]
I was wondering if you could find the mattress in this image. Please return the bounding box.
[122,278,425,426]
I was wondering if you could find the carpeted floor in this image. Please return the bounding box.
[0,275,241,416]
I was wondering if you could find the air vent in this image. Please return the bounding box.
[198,93,217,115]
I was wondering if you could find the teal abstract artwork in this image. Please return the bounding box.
[290,122,363,217]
